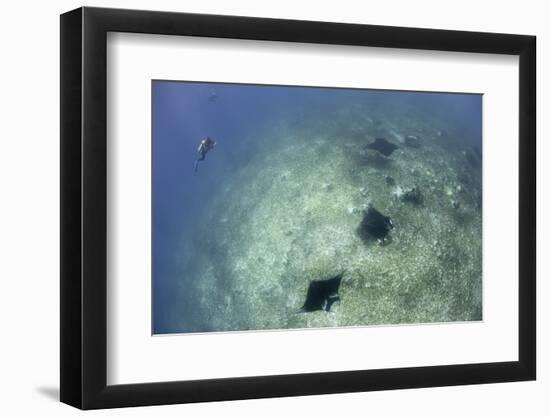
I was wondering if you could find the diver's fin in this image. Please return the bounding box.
[194,160,199,172]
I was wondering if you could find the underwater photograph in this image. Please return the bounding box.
[152,80,483,335]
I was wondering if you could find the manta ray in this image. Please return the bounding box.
[357,206,394,241]
[365,138,399,157]
[300,274,344,312]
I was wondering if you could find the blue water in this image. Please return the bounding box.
[152,80,482,334]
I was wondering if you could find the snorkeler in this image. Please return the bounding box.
[208,90,218,102]
[194,136,217,172]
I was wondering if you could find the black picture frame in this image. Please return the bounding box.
[60,6,536,410]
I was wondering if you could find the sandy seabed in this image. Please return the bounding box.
[173,101,482,333]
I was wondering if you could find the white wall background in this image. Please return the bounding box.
[0,0,545,415]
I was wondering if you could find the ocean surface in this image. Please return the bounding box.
[152,81,482,334]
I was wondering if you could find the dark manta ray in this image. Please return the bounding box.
[365,138,399,157]
[300,274,343,312]
[357,206,394,241]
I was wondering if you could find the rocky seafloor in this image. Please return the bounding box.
[176,101,482,333]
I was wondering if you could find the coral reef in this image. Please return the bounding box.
[177,101,482,332]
